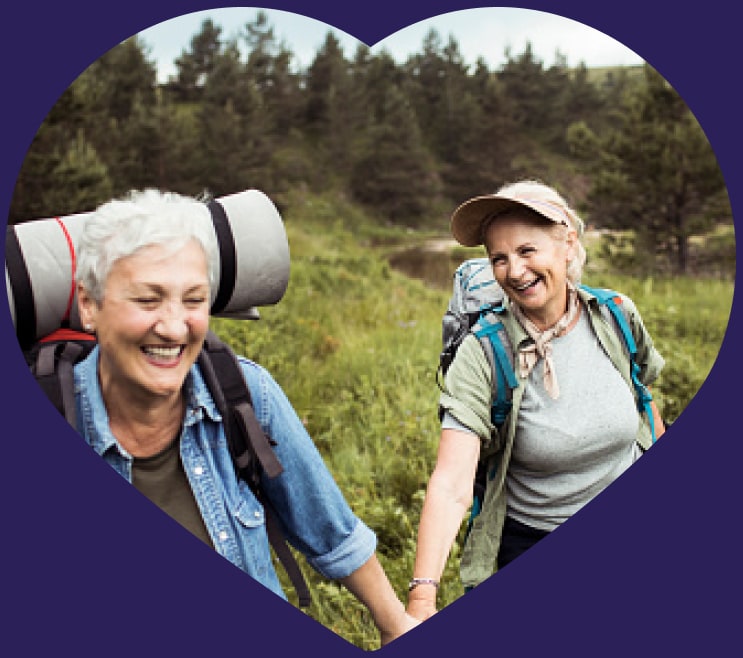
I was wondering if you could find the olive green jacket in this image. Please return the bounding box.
[439,287,665,589]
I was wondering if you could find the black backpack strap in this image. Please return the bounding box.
[6,225,36,351]
[198,332,283,483]
[34,341,85,427]
[264,512,312,608]
[198,331,311,608]
[206,200,237,316]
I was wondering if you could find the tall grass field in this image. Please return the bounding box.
[212,190,734,650]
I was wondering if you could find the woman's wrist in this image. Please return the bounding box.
[373,597,409,639]
[406,593,438,622]
[407,576,439,607]
[408,577,440,592]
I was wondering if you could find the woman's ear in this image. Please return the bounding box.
[77,283,98,332]
[565,228,579,262]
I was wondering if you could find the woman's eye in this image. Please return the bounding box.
[185,297,206,307]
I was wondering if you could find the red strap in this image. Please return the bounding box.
[55,217,77,324]
[39,328,96,343]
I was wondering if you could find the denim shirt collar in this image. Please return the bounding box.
[75,346,223,459]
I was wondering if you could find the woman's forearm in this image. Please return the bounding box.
[339,554,418,645]
[408,429,480,619]
[413,468,473,582]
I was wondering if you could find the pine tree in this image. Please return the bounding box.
[350,85,440,223]
[44,130,113,215]
[569,65,730,273]
[173,19,223,101]
[9,86,85,222]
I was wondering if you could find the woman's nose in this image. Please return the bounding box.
[154,303,189,340]
[507,255,526,279]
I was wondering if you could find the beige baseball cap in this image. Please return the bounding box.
[450,188,575,247]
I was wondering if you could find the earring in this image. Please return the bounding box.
[85,324,94,333]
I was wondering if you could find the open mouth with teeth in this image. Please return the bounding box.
[141,345,185,365]
[512,276,543,293]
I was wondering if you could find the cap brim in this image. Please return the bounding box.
[450,196,524,247]
[450,194,570,246]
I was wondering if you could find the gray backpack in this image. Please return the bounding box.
[438,257,518,427]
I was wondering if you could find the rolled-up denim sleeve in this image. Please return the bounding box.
[239,359,376,580]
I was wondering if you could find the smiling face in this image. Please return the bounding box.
[78,239,210,408]
[484,211,577,330]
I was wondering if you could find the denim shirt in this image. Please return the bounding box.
[74,346,376,600]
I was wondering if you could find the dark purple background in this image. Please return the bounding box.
[2,2,740,655]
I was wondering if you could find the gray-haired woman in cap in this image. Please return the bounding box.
[406,180,666,621]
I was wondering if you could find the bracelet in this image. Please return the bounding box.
[408,577,440,592]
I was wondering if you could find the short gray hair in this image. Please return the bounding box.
[75,189,218,303]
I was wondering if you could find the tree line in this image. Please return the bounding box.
[9,11,731,274]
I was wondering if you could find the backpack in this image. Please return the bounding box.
[438,258,518,429]
[439,257,658,531]
[27,327,312,608]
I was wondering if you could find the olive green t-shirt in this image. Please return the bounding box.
[132,436,214,549]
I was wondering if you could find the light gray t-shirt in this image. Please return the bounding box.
[444,311,641,532]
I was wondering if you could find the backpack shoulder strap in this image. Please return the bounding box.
[580,285,657,443]
[472,309,519,427]
[31,330,97,427]
[199,331,283,484]
[463,308,518,545]
[6,224,36,352]
[34,341,84,427]
[198,331,311,608]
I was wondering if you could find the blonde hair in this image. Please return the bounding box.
[486,180,587,283]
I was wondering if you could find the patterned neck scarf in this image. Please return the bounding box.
[509,284,580,399]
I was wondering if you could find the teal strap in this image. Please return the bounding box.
[581,285,657,443]
[474,314,518,426]
[465,495,482,538]
[466,311,517,555]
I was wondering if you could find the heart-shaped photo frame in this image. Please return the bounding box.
[2,2,739,657]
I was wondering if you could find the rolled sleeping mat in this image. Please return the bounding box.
[6,189,290,351]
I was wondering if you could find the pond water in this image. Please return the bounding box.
[388,245,462,290]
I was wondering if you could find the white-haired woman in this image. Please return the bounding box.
[407,180,666,621]
[74,189,417,645]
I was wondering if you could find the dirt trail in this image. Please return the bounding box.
[421,238,459,252]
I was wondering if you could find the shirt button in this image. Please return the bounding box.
[194,466,204,476]
[254,511,261,519]
[218,531,229,542]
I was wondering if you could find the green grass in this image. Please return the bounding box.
[210,189,734,649]
[580,274,734,422]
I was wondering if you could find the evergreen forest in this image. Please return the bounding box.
[9,11,733,277]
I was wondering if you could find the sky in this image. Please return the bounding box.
[137,6,646,83]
